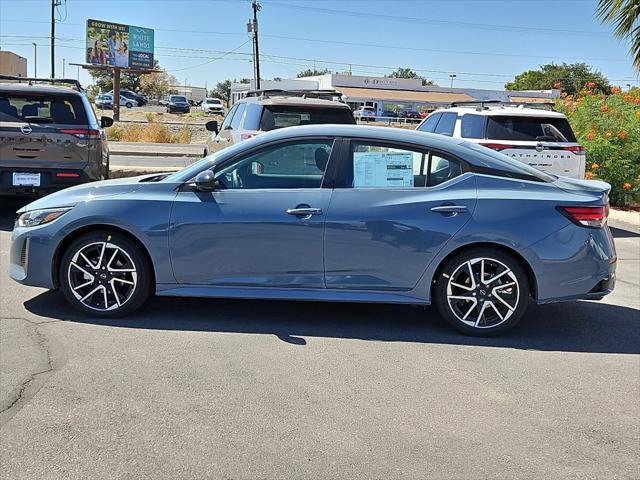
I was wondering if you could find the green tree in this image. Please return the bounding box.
[386,67,436,86]
[505,63,611,95]
[597,0,640,70]
[88,60,173,96]
[209,80,232,105]
[139,69,178,100]
[296,68,331,78]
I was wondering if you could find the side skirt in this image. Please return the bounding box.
[155,284,429,305]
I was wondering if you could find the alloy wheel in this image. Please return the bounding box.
[446,257,520,329]
[67,241,138,312]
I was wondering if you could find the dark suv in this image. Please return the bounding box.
[204,90,355,151]
[166,95,190,114]
[0,76,112,196]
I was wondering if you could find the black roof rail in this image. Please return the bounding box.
[450,99,555,110]
[0,75,84,92]
[244,89,344,102]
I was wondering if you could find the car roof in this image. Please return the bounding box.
[433,105,566,118]
[0,83,82,96]
[239,96,351,109]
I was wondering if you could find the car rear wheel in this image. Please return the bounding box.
[125,102,133,108]
[433,248,530,336]
[60,231,153,317]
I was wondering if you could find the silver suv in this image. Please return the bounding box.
[204,90,355,153]
[0,76,111,196]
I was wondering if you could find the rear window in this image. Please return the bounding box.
[259,106,355,131]
[0,94,89,125]
[486,116,576,142]
[460,114,485,139]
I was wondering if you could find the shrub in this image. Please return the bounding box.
[556,88,640,208]
[140,123,173,143]
[145,112,157,123]
[171,125,192,144]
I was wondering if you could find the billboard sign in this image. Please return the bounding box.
[86,19,154,70]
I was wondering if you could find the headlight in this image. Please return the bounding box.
[17,207,72,228]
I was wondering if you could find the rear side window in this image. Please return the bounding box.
[0,94,89,125]
[433,112,457,136]
[417,113,440,133]
[486,116,577,142]
[428,154,462,186]
[259,106,355,131]
[242,103,263,131]
[460,114,485,139]
[220,104,238,130]
[230,103,246,130]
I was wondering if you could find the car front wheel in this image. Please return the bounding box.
[433,248,530,336]
[59,231,153,317]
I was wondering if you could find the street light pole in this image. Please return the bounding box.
[251,0,261,90]
[449,74,457,88]
[32,42,37,77]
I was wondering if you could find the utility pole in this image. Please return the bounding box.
[251,1,261,90]
[32,43,37,77]
[62,58,66,77]
[50,0,63,78]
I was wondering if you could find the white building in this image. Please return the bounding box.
[231,74,559,115]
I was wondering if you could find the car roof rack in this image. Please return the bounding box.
[244,89,344,102]
[450,100,555,111]
[0,75,84,92]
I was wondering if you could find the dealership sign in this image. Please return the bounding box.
[86,19,154,70]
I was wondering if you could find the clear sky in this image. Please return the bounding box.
[0,0,637,91]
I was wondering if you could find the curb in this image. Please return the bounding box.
[609,208,640,226]
[109,149,204,158]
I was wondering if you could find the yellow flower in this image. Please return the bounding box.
[618,131,627,140]
[586,132,596,140]
[605,131,613,138]
[600,104,609,112]
[611,87,621,94]
[585,172,594,180]
[622,183,632,190]
[591,163,600,170]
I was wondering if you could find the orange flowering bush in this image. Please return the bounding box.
[556,87,640,207]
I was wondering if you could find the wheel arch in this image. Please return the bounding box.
[430,242,538,301]
[52,224,156,289]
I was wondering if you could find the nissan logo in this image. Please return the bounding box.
[535,143,544,152]
[20,125,32,135]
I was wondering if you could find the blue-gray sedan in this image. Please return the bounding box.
[9,125,616,335]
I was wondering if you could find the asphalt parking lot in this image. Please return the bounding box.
[0,197,638,479]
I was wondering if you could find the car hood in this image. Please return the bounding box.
[17,174,163,213]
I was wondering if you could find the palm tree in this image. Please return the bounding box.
[597,0,640,70]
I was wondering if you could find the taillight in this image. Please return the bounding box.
[56,172,80,178]
[59,128,101,139]
[561,145,585,153]
[479,143,514,151]
[559,205,609,228]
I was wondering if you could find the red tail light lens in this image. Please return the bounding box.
[561,145,585,153]
[559,205,609,228]
[59,129,101,139]
[479,143,514,151]
[56,172,80,178]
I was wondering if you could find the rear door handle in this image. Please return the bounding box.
[430,205,468,215]
[286,207,323,217]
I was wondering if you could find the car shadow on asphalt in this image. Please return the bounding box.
[24,291,640,354]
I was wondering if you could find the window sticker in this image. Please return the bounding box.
[353,151,413,187]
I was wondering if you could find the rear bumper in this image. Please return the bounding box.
[0,167,95,197]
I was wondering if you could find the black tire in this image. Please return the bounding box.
[125,102,133,108]
[433,248,530,336]
[59,230,153,317]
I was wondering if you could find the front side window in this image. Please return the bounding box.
[230,103,246,130]
[0,94,89,125]
[433,112,457,136]
[214,140,334,189]
[486,116,577,142]
[417,113,440,133]
[220,104,238,130]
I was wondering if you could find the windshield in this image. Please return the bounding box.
[259,106,355,130]
[486,115,577,142]
[171,96,187,102]
[206,99,221,104]
[463,142,556,182]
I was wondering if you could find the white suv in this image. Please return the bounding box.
[416,102,585,179]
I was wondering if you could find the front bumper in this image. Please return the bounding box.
[10,222,61,289]
[169,106,190,112]
[0,168,93,197]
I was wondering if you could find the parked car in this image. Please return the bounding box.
[201,97,225,115]
[95,94,137,109]
[10,125,615,336]
[401,110,422,119]
[166,95,190,114]
[381,110,399,118]
[109,89,147,107]
[159,98,168,106]
[204,91,355,151]
[416,101,586,179]
[353,106,377,121]
[0,75,111,196]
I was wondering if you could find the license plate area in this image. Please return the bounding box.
[12,172,41,187]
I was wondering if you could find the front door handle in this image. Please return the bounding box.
[286,207,323,217]
[430,205,468,216]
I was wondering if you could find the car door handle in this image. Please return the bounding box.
[286,207,323,216]
[430,205,468,215]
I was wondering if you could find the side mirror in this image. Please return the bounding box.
[205,120,219,134]
[194,169,216,191]
[101,116,114,128]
